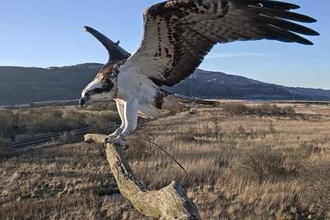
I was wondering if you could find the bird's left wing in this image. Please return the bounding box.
[84,26,131,61]
[123,0,319,87]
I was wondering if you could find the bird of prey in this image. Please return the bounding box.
[80,0,319,145]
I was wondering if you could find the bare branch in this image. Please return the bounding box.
[84,134,201,219]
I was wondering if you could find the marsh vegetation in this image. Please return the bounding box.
[0,101,329,219]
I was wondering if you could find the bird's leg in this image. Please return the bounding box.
[107,101,125,139]
[118,98,139,139]
[105,98,139,147]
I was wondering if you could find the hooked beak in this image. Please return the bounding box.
[79,96,89,107]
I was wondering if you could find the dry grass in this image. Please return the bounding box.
[0,137,10,158]
[1,102,330,219]
[0,105,119,139]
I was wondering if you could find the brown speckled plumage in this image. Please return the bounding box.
[131,0,318,88]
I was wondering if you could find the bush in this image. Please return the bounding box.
[84,112,119,133]
[0,106,121,140]
[252,104,295,117]
[4,108,93,135]
[238,146,286,183]
[222,102,296,117]
[302,162,330,216]
[222,102,248,115]
[60,111,86,130]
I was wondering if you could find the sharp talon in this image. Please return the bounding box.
[103,137,129,150]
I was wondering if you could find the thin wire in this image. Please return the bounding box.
[135,133,188,175]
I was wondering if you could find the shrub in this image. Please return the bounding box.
[60,111,86,130]
[254,104,276,116]
[222,102,248,115]
[238,146,286,183]
[301,162,330,216]
[252,104,295,117]
[222,102,296,117]
[0,106,121,139]
[19,109,86,133]
[84,111,119,133]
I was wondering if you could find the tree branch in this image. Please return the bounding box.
[84,134,201,219]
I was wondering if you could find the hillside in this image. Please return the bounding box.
[0,64,99,105]
[170,69,330,100]
[0,64,329,106]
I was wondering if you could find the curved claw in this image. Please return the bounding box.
[103,136,129,150]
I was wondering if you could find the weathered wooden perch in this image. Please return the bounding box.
[84,134,201,220]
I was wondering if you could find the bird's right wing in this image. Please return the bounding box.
[122,0,319,87]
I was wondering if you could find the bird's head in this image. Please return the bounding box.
[80,26,130,107]
[79,63,118,107]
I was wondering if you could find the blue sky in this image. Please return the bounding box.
[0,0,329,89]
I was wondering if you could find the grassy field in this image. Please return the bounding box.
[0,101,330,219]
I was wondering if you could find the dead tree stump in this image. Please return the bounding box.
[84,134,201,220]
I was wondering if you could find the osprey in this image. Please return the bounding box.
[80,0,318,144]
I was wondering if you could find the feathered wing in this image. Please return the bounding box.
[123,0,319,87]
[84,26,131,61]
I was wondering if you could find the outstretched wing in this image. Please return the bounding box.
[123,0,319,87]
[84,26,131,61]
